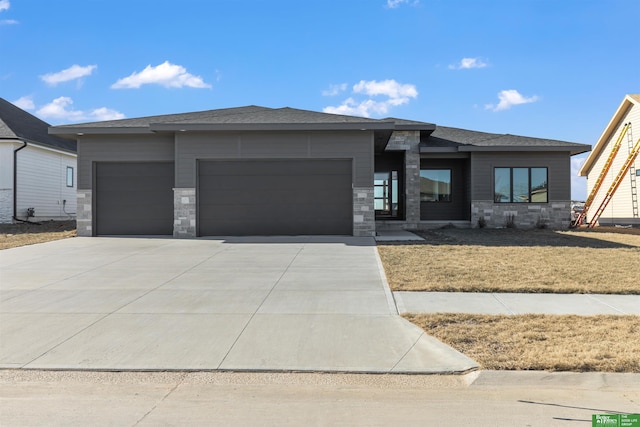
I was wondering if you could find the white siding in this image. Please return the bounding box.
[587,103,640,223]
[15,144,77,220]
[0,141,18,223]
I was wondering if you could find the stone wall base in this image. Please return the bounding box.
[173,188,196,238]
[0,189,12,224]
[76,190,92,236]
[353,187,375,237]
[471,200,571,229]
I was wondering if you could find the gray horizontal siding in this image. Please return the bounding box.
[176,131,373,188]
[471,152,570,201]
[78,135,174,189]
[420,158,470,220]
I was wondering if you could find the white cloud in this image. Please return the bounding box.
[111,61,212,89]
[353,79,418,99]
[36,97,125,124]
[323,79,418,118]
[40,64,97,86]
[0,0,16,24]
[485,89,539,112]
[89,107,126,121]
[12,96,34,110]
[449,57,488,70]
[322,83,347,96]
[386,0,418,8]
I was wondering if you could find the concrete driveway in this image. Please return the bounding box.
[0,236,476,373]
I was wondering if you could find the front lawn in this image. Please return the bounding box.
[406,313,640,372]
[378,228,640,294]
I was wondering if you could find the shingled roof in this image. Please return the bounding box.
[422,125,590,155]
[0,98,76,152]
[50,105,436,135]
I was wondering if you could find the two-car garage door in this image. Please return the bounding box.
[198,159,353,236]
[94,159,353,236]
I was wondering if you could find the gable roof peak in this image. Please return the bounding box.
[0,97,76,152]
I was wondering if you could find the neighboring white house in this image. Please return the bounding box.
[0,98,77,223]
[579,94,640,226]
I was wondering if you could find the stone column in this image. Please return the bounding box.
[76,189,92,236]
[353,187,375,236]
[173,188,196,238]
[386,130,421,229]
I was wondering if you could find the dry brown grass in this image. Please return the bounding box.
[0,221,76,250]
[405,313,640,372]
[378,228,640,294]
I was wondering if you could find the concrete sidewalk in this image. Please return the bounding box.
[0,236,476,373]
[2,370,639,426]
[394,291,640,315]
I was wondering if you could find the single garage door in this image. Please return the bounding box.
[95,162,174,235]
[198,159,352,236]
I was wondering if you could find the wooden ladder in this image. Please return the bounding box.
[588,135,640,227]
[574,122,630,226]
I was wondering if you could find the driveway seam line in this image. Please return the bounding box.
[216,239,309,368]
[21,312,112,368]
[110,244,228,314]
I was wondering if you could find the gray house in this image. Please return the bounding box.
[49,106,590,237]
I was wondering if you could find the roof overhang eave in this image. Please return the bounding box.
[457,145,591,155]
[49,127,154,137]
[149,122,397,132]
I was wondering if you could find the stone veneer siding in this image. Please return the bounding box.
[385,130,421,229]
[173,188,196,238]
[471,200,571,229]
[0,189,12,223]
[353,187,375,236]
[76,189,92,236]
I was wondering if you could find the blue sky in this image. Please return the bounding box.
[1,0,638,200]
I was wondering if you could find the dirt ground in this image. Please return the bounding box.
[0,220,76,250]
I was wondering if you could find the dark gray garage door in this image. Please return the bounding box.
[198,159,352,236]
[95,162,174,235]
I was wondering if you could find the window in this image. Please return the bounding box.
[374,171,399,216]
[66,167,74,187]
[494,167,547,203]
[420,169,451,202]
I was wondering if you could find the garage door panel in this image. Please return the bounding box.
[199,160,350,177]
[96,162,174,235]
[198,160,352,236]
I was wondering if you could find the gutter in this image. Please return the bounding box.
[12,141,27,221]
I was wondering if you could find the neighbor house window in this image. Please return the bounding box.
[66,167,74,187]
[420,169,451,202]
[494,167,547,203]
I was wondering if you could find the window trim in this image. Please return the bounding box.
[494,167,548,203]
[66,166,74,187]
[420,168,452,203]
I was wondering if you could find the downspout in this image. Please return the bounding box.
[12,141,27,222]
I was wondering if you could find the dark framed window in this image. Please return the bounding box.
[420,169,451,202]
[66,167,74,187]
[494,167,547,203]
[374,171,399,216]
